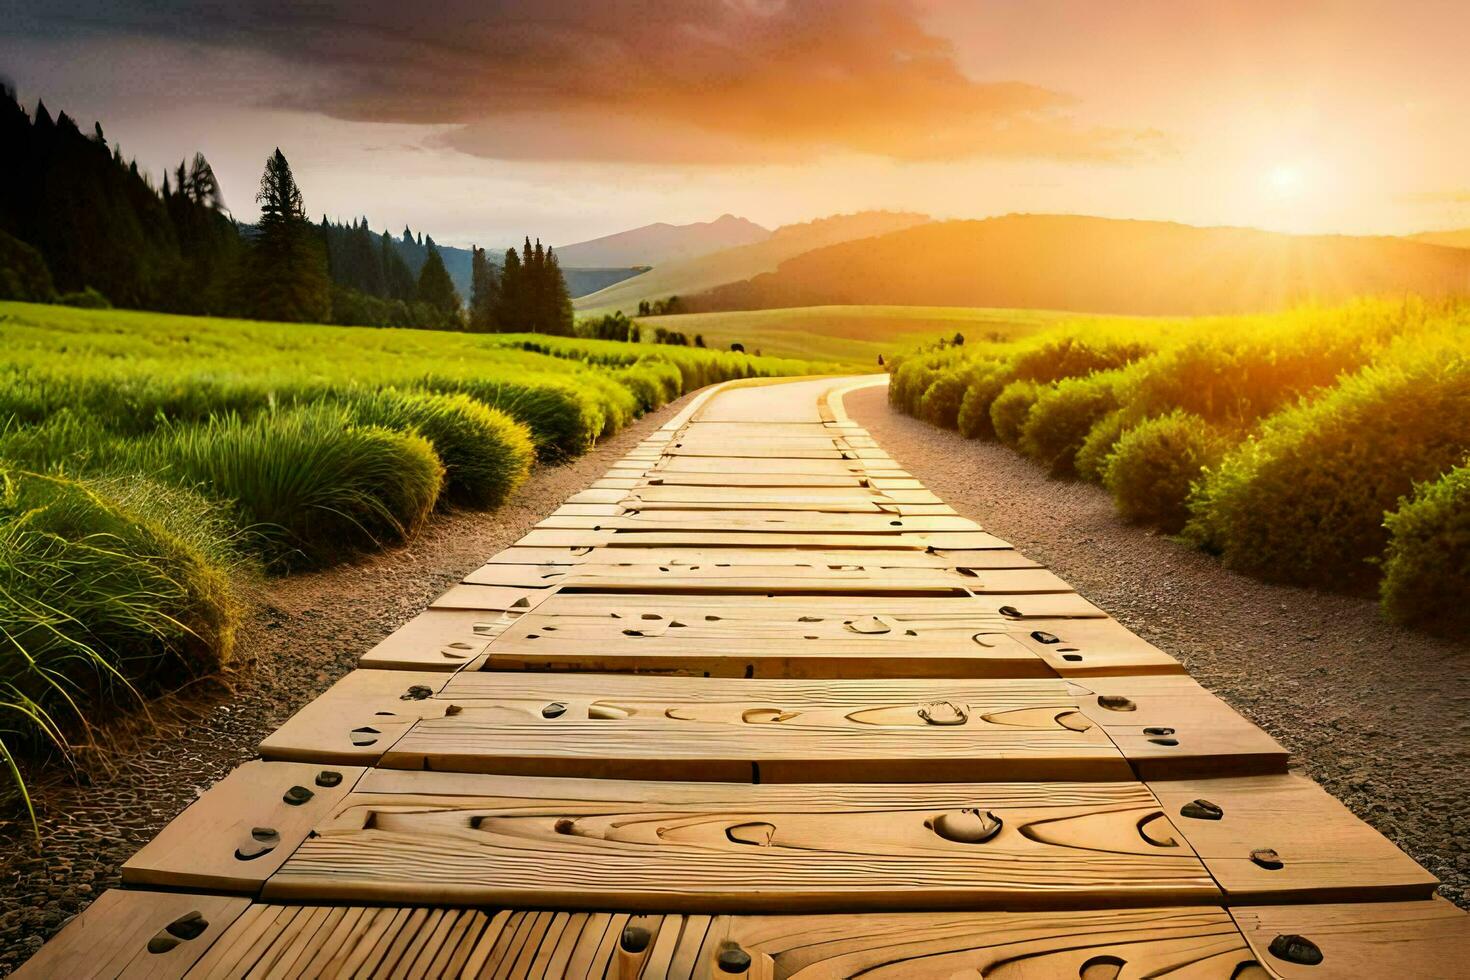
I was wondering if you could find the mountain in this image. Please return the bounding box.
[555,214,770,268]
[687,214,1470,316]
[1409,228,1470,249]
[574,211,931,315]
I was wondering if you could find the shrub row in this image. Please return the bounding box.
[888,299,1470,625]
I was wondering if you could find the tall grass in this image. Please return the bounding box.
[146,407,445,569]
[1,467,244,825]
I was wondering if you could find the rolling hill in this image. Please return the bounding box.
[554,214,770,268]
[574,211,932,316]
[1410,228,1470,249]
[687,214,1470,316]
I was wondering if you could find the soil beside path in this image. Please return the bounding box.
[845,382,1470,909]
[0,395,691,974]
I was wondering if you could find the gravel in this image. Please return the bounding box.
[0,395,688,975]
[845,383,1470,908]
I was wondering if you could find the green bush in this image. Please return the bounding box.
[58,287,112,309]
[335,389,533,509]
[1076,409,1128,484]
[1011,337,1151,384]
[956,364,1013,439]
[1189,350,1470,591]
[991,380,1043,449]
[426,376,602,461]
[1106,411,1230,532]
[1380,462,1470,632]
[0,230,57,303]
[0,467,242,813]
[147,406,444,568]
[917,368,971,429]
[1019,372,1123,477]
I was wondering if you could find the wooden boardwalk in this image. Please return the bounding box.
[20,376,1467,977]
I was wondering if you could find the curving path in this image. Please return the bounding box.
[17,376,1467,977]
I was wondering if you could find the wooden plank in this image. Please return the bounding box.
[480,595,1068,678]
[534,511,980,533]
[512,528,1013,550]
[461,561,1068,596]
[1231,898,1470,979]
[121,761,366,893]
[1069,676,1288,778]
[478,545,1040,570]
[646,472,875,487]
[259,669,453,765]
[1150,774,1438,903]
[374,673,1132,782]
[427,584,548,611]
[985,617,1186,677]
[263,770,1219,911]
[722,906,1259,979]
[358,609,506,671]
[9,888,250,980]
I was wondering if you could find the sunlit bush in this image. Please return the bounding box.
[1189,345,1470,590]
[1380,462,1470,633]
[1106,411,1230,532]
[1020,371,1124,477]
[991,380,1043,449]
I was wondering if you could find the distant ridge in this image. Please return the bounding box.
[574,210,931,315]
[1409,228,1470,250]
[687,214,1470,316]
[555,214,770,268]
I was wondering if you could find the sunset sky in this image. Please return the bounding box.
[4,0,1467,250]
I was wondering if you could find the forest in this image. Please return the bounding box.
[0,88,571,334]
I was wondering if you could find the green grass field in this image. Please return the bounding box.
[633,305,1106,365]
[0,301,830,815]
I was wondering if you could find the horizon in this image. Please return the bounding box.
[4,1,1467,249]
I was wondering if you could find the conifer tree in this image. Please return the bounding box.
[543,246,574,335]
[416,241,461,318]
[240,148,330,322]
[469,245,499,332]
[498,246,523,331]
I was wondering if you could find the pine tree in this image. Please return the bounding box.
[240,148,330,322]
[416,241,461,320]
[543,246,573,335]
[468,246,499,332]
[382,230,417,301]
[497,246,523,331]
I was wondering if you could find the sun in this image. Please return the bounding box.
[1267,163,1304,195]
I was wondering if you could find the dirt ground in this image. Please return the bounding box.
[0,396,689,974]
[844,383,1470,908]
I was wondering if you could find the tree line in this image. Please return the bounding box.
[0,87,571,334]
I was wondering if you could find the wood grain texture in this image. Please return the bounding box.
[357,609,516,671]
[1231,898,1470,979]
[259,669,452,765]
[462,561,1067,596]
[8,889,249,980]
[475,545,1041,570]
[1150,775,1438,902]
[1070,676,1288,778]
[512,528,1010,550]
[382,674,1130,782]
[724,906,1261,979]
[122,761,366,893]
[263,771,1218,911]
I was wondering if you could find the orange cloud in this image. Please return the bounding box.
[20,0,1161,162]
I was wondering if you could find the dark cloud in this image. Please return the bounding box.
[11,0,1160,162]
